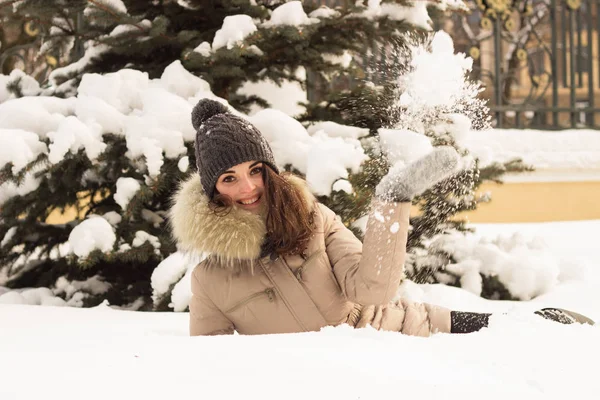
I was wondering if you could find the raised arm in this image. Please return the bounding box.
[326,146,460,306]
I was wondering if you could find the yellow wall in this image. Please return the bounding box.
[454,181,600,223]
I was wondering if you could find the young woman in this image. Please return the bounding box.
[170,99,594,336]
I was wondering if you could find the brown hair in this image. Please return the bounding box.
[209,166,315,257]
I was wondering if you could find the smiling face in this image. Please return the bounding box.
[215,160,265,213]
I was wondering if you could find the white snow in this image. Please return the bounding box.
[460,128,600,182]
[159,60,211,99]
[192,41,212,56]
[2,217,600,398]
[237,66,307,117]
[378,128,433,166]
[0,129,47,173]
[177,156,189,172]
[212,15,258,50]
[380,1,432,30]
[114,177,141,210]
[0,69,40,103]
[308,121,369,140]
[306,132,367,196]
[2,218,600,399]
[77,69,149,113]
[322,51,354,68]
[47,116,107,163]
[132,231,161,254]
[263,1,316,27]
[237,77,307,117]
[332,179,353,194]
[91,0,127,13]
[151,251,203,311]
[102,211,122,226]
[67,216,116,257]
[75,95,127,135]
[250,109,367,196]
[399,31,474,109]
[309,6,340,19]
[54,275,111,305]
[0,97,75,137]
[0,166,43,205]
[49,44,110,87]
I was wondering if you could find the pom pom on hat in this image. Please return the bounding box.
[191,99,229,130]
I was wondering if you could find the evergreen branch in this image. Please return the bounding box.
[86,0,171,40]
[0,0,22,11]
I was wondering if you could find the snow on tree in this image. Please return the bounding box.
[0,1,529,309]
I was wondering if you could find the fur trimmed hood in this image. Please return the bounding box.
[169,173,315,263]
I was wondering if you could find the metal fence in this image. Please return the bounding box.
[451,0,600,129]
[308,0,600,129]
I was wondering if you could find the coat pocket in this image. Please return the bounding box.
[225,288,275,314]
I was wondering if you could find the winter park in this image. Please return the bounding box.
[1,0,600,399]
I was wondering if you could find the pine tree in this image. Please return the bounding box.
[0,0,528,308]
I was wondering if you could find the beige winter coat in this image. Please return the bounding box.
[170,174,451,336]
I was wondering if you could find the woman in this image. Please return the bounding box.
[171,99,594,336]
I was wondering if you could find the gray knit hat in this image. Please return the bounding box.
[191,99,279,198]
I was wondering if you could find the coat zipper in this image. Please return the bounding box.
[225,288,275,313]
[259,258,310,332]
[294,249,326,282]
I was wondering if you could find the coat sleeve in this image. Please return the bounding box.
[322,198,411,306]
[189,263,235,336]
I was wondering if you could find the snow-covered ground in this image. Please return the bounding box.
[1,219,599,400]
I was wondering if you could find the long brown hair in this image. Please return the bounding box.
[209,165,315,256]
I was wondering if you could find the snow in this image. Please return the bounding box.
[212,15,257,51]
[309,6,340,19]
[92,0,127,13]
[1,227,17,247]
[263,1,316,27]
[0,69,40,103]
[75,95,127,135]
[102,211,122,226]
[399,31,474,109]
[460,128,600,181]
[177,156,189,172]
[47,116,107,163]
[109,19,151,37]
[237,77,307,117]
[378,128,433,166]
[68,216,116,258]
[250,109,367,196]
[434,231,562,300]
[0,168,42,205]
[132,231,161,255]
[0,97,75,137]
[322,51,353,68]
[151,251,203,311]
[53,275,111,307]
[0,129,47,173]
[380,1,432,30]
[192,41,211,56]
[332,179,353,194]
[1,218,600,398]
[114,177,141,210]
[307,121,369,140]
[159,60,211,99]
[2,217,600,398]
[48,44,110,87]
[77,69,149,113]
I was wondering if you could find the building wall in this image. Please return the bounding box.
[454,180,600,223]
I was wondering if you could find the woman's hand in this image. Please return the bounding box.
[375,146,461,202]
